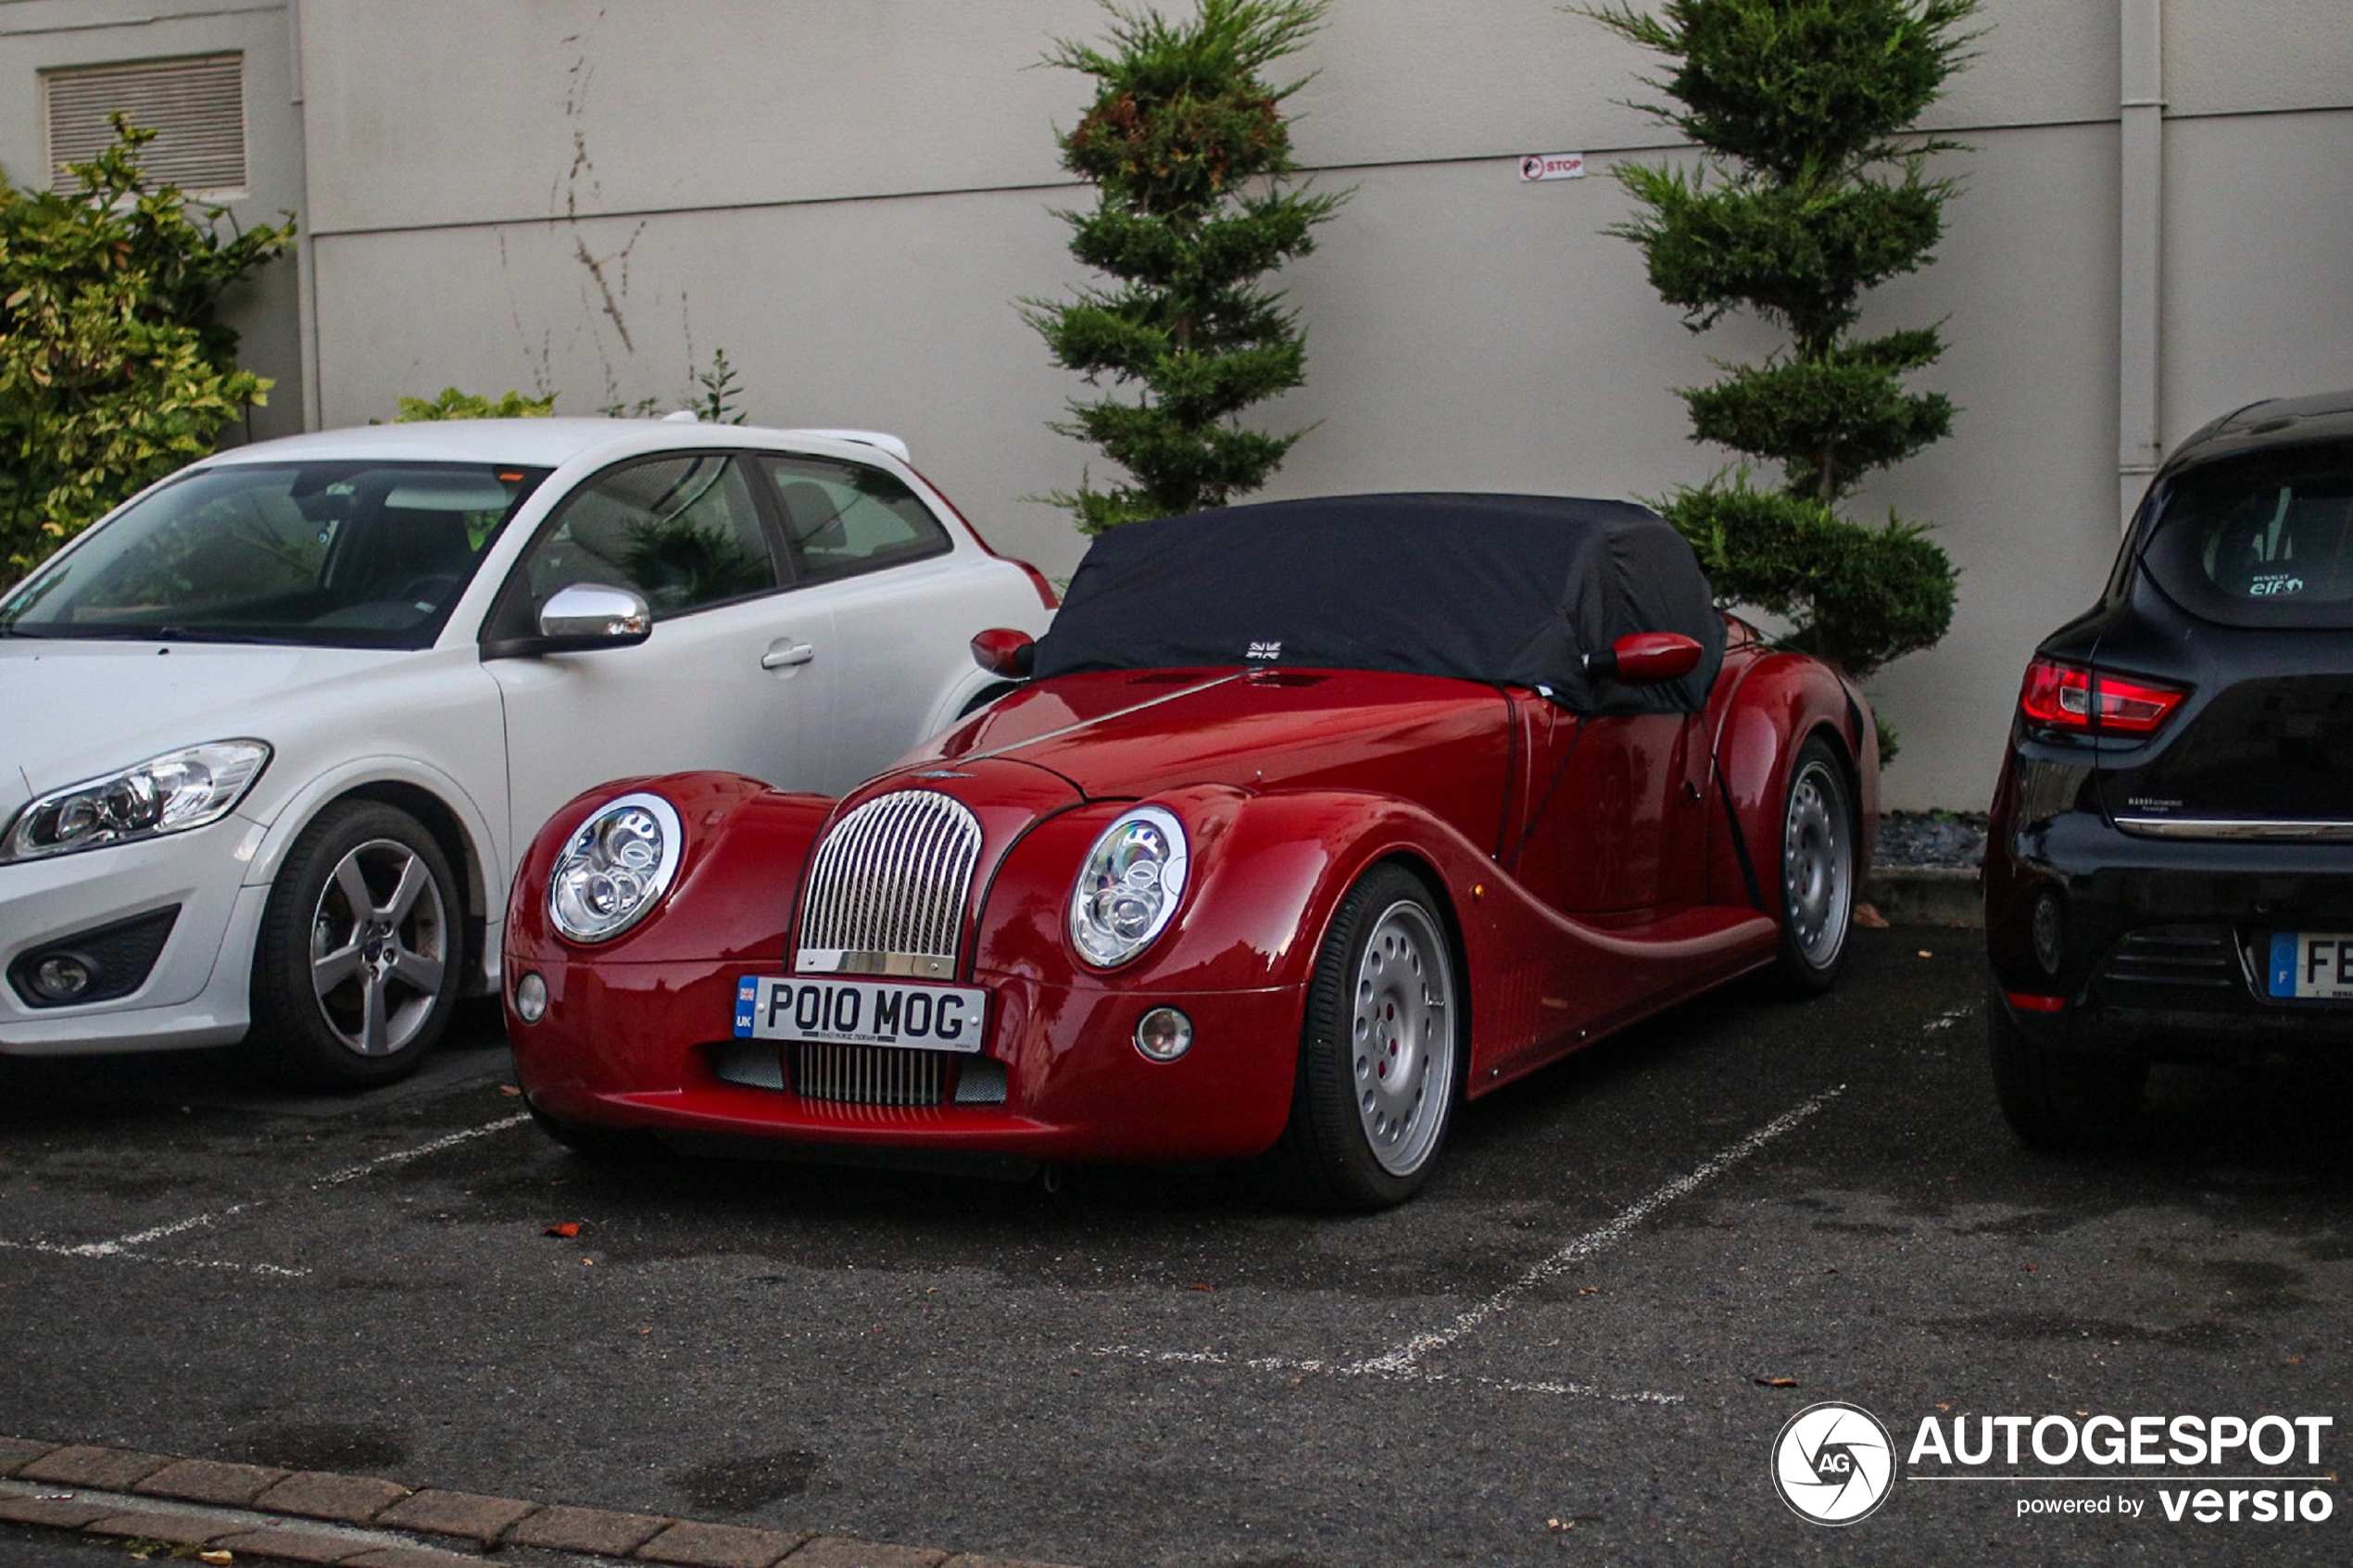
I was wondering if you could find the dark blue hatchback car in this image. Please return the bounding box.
[1985,391,2353,1148]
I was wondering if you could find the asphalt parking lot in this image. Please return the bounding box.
[2,930,2347,1567]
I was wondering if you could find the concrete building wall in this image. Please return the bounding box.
[18,1,2353,808]
[0,0,306,442]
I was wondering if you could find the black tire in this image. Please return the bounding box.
[1987,985,2145,1150]
[248,799,462,1089]
[524,1092,661,1159]
[1774,735,1857,995]
[1271,863,1462,1211]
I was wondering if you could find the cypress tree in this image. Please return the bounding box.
[1590,0,1980,743]
[1026,0,1344,533]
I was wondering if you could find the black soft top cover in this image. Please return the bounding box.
[1030,493,1725,713]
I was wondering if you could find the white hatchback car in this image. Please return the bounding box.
[0,419,1056,1085]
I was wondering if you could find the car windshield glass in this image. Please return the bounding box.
[0,461,549,647]
[2143,449,2353,628]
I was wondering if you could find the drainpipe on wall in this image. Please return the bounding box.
[2117,0,2164,528]
[290,0,322,432]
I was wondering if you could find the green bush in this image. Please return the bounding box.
[1591,0,1979,717]
[389,387,558,421]
[1026,0,1346,533]
[0,118,294,574]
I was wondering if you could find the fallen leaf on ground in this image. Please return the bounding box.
[1755,1376,1799,1388]
[1917,948,1934,958]
[200,1554,233,1566]
[498,1085,522,1097]
[1189,1282,1214,1291]
[1854,902,1889,929]
[544,1221,581,1238]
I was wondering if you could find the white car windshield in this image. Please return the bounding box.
[0,461,548,648]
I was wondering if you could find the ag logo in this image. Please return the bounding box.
[1771,1401,1896,1525]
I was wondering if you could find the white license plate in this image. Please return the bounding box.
[732,974,988,1052]
[2267,933,2353,1000]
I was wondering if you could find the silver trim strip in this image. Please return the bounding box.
[949,672,1248,766]
[2116,816,2353,842]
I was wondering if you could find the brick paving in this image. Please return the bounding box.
[136,1457,294,1506]
[0,1434,1088,1566]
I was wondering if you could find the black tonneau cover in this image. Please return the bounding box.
[1030,492,1725,713]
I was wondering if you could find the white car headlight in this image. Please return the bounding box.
[2,740,271,861]
[547,791,683,944]
[1069,806,1189,969]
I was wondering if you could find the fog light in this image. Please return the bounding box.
[2031,892,2063,976]
[30,954,93,1002]
[1133,1006,1193,1062]
[514,971,548,1023]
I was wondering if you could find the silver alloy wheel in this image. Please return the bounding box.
[1782,757,1853,971]
[1350,899,1456,1176]
[308,837,449,1057]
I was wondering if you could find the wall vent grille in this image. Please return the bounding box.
[44,54,246,195]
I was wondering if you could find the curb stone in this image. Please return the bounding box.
[1865,866,1981,927]
[0,1436,1087,1568]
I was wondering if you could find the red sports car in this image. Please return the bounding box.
[504,495,1875,1207]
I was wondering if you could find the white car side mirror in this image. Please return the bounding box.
[536,583,653,648]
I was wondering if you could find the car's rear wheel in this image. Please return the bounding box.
[249,800,461,1088]
[1273,863,1461,1210]
[1987,985,2145,1150]
[1775,736,1856,994]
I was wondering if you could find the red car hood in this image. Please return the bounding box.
[891,668,1513,848]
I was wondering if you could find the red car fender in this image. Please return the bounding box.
[504,771,832,969]
[968,782,1778,1098]
[1703,652,1879,911]
[971,783,1489,996]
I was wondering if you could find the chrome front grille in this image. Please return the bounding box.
[792,1042,947,1107]
[796,790,982,976]
[2098,925,2242,991]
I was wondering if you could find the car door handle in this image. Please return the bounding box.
[761,638,816,670]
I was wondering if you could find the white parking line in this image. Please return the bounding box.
[313,1112,532,1186]
[1348,1085,1845,1376]
[1088,1344,1681,1404]
[0,1112,535,1278]
[0,1237,307,1278]
[63,1203,253,1257]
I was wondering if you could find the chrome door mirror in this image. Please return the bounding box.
[535,583,652,650]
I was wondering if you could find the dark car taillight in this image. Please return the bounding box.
[2017,658,2188,737]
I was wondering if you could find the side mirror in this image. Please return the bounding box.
[1583,632,1703,684]
[970,628,1037,679]
[535,583,652,650]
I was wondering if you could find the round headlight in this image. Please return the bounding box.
[547,792,683,944]
[1069,806,1189,969]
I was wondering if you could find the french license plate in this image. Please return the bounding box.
[2267,933,2353,1000]
[732,974,987,1052]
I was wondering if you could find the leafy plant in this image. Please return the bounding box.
[1026,0,1346,533]
[591,345,746,423]
[388,386,558,421]
[1590,0,1978,719]
[689,347,746,424]
[0,117,295,574]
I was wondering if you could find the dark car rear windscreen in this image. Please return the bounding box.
[2144,449,2353,628]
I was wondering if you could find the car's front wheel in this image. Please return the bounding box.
[1987,985,2145,1150]
[1273,863,1461,1210]
[249,799,462,1088]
